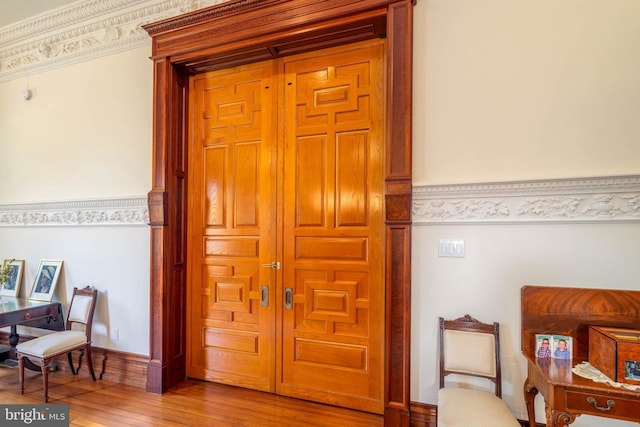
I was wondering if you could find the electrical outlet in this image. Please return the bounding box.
[111,328,119,341]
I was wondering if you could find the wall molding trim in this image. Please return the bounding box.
[413,175,640,225]
[3,175,638,227]
[0,196,149,227]
[0,0,224,83]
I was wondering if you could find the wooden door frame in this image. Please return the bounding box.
[143,0,414,425]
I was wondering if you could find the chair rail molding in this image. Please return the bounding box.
[0,196,149,226]
[0,0,225,83]
[413,175,640,224]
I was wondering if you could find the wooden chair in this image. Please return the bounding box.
[437,314,520,427]
[17,286,98,402]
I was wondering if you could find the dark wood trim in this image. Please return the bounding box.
[519,421,545,427]
[383,1,413,424]
[77,348,149,389]
[409,402,437,427]
[143,1,414,424]
[146,57,189,394]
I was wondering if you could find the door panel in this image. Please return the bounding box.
[187,40,385,413]
[278,40,386,413]
[187,61,277,392]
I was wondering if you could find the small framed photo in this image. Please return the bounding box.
[552,335,573,360]
[535,334,552,359]
[1,259,24,297]
[625,361,640,381]
[29,259,63,301]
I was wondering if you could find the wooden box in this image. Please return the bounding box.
[589,326,640,385]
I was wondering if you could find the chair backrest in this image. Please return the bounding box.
[439,314,502,397]
[66,286,98,340]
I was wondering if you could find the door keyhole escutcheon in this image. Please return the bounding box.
[284,288,293,310]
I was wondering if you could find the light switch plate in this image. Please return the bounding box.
[438,239,465,257]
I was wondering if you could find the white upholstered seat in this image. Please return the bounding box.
[438,388,520,427]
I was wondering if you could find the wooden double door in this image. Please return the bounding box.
[186,39,385,414]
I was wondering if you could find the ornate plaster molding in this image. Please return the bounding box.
[0,196,149,226]
[413,175,640,224]
[143,0,282,34]
[0,0,224,83]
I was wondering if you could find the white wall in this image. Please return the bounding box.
[0,46,152,201]
[414,0,640,185]
[0,226,150,354]
[412,224,640,425]
[0,46,153,355]
[412,1,640,426]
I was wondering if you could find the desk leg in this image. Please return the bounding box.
[524,378,538,427]
[546,407,577,427]
[8,325,19,347]
[9,325,43,371]
[7,325,19,359]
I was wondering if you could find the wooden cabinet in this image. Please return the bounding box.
[589,326,640,385]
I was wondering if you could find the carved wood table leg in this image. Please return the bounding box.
[9,325,39,370]
[547,407,578,427]
[524,378,538,427]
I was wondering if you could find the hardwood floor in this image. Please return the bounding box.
[0,363,383,426]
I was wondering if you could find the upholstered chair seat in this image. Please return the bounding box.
[17,330,88,359]
[438,388,520,427]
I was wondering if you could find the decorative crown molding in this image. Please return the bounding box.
[0,196,149,226]
[143,0,281,35]
[0,0,225,83]
[0,0,147,47]
[413,175,640,224]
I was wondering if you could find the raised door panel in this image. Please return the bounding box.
[278,39,386,414]
[187,61,278,392]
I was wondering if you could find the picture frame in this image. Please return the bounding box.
[1,259,24,297]
[535,334,552,359]
[535,333,573,360]
[552,335,573,360]
[29,259,63,302]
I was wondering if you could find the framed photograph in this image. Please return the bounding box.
[29,259,63,301]
[1,259,24,297]
[552,335,573,360]
[535,334,552,359]
[625,361,640,381]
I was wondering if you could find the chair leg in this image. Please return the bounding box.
[18,356,25,395]
[85,345,96,381]
[68,351,77,375]
[41,364,49,403]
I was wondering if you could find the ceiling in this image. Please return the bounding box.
[0,0,79,29]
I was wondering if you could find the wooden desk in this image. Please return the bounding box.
[0,298,64,358]
[521,285,640,426]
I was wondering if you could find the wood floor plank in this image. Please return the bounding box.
[0,365,383,426]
